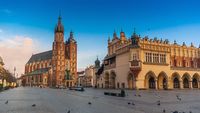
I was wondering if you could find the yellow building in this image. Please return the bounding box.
[96,30,200,90]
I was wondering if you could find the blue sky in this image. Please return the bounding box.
[1,0,200,75]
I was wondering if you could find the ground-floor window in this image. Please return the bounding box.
[183,78,189,88]
[173,78,180,88]
[192,78,198,88]
[149,77,155,89]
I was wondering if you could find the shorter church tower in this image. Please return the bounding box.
[65,31,77,86]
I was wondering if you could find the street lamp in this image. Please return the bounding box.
[14,67,16,78]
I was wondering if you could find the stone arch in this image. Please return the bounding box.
[110,70,116,89]
[171,72,181,89]
[182,73,191,88]
[104,72,109,88]
[157,71,168,89]
[145,71,157,89]
[127,71,136,89]
[192,73,200,88]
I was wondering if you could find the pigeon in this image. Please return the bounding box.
[177,97,181,101]
[163,109,165,113]
[128,102,130,105]
[189,111,192,113]
[5,100,8,104]
[157,100,160,106]
[173,111,178,113]
[138,94,141,97]
[132,102,135,105]
[32,104,36,107]
[176,95,182,101]
[88,102,92,105]
[67,110,70,113]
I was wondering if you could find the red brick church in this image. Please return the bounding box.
[23,15,77,88]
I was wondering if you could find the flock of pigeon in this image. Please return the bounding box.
[128,94,193,113]
[3,93,193,113]
[4,100,36,107]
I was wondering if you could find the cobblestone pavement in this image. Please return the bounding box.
[0,87,200,113]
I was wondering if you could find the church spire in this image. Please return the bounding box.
[108,36,110,43]
[67,30,76,44]
[133,28,136,36]
[55,13,64,34]
[95,56,100,68]
[70,30,74,39]
[58,13,61,24]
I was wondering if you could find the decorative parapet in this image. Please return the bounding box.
[170,66,200,71]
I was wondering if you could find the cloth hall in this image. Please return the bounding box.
[96,30,200,90]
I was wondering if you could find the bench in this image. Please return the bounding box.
[69,87,84,91]
[104,90,125,97]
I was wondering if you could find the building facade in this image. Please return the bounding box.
[77,71,85,86]
[24,16,77,87]
[77,66,95,87]
[96,30,200,90]
[84,65,95,87]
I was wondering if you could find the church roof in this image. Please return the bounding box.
[27,50,52,64]
[103,53,116,60]
[25,68,49,76]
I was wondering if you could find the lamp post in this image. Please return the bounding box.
[14,67,16,78]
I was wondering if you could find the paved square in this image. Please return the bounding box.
[0,87,199,113]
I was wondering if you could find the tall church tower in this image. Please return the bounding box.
[65,31,77,86]
[51,15,66,87]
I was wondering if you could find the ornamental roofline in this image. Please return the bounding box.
[108,31,200,49]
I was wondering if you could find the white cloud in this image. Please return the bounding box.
[0,36,40,77]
